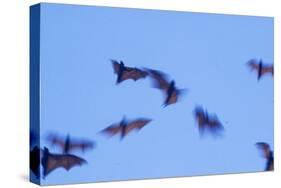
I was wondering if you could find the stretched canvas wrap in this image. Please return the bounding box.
[30,3,274,186]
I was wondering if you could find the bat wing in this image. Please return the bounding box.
[101,124,122,136]
[124,118,152,135]
[121,68,148,81]
[42,148,86,177]
[256,142,271,159]
[165,90,179,105]
[46,134,66,150]
[68,141,95,152]
[247,59,259,71]
[146,69,170,91]
[194,107,206,128]
[30,146,41,178]
[261,65,274,75]
[111,59,120,74]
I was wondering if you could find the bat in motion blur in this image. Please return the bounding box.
[101,117,152,139]
[247,59,273,80]
[46,133,95,154]
[111,59,148,84]
[145,68,186,107]
[194,106,224,136]
[42,147,87,178]
[256,142,274,171]
[30,146,41,178]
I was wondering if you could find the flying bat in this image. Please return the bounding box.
[46,133,95,154]
[256,142,274,171]
[194,106,224,136]
[30,146,41,178]
[101,117,152,139]
[247,59,273,80]
[145,68,186,107]
[111,59,148,84]
[42,147,87,178]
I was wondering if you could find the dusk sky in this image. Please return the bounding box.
[36,3,273,185]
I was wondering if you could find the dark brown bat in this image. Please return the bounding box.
[111,59,148,84]
[256,142,274,171]
[145,68,185,107]
[46,134,95,154]
[42,147,87,178]
[30,146,41,178]
[194,106,224,136]
[247,59,273,80]
[101,117,152,139]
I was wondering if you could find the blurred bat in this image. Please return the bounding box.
[145,68,186,107]
[30,146,41,178]
[42,147,87,178]
[46,134,95,154]
[194,106,224,136]
[247,59,273,80]
[101,117,152,139]
[111,59,148,84]
[256,142,274,171]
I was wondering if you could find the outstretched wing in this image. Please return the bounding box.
[46,134,66,150]
[247,59,259,71]
[121,67,148,81]
[30,146,41,178]
[42,148,86,177]
[256,142,271,159]
[101,124,122,137]
[261,65,274,75]
[124,118,152,135]
[68,140,95,152]
[111,59,121,74]
[146,69,170,91]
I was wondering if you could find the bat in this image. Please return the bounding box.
[194,106,224,136]
[247,59,273,80]
[30,146,41,178]
[145,68,186,107]
[111,59,148,84]
[42,147,87,178]
[256,142,274,171]
[101,117,152,139]
[46,133,95,154]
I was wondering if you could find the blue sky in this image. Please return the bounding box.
[37,3,273,185]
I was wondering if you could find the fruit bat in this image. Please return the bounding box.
[46,134,95,154]
[256,142,274,171]
[101,117,152,139]
[42,147,87,178]
[247,59,273,80]
[194,106,224,136]
[30,146,41,178]
[145,68,185,107]
[111,59,148,84]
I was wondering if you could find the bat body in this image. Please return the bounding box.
[194,106,224,136]
[146,68,185,107]
[47,134,95,154]
[30,146,41,178]
[247,59,273,80]
[42,147,87,178]
[111,59,148,84]
[256,142,274,171]
[101,117,152,139]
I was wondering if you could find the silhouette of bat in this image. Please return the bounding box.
[30,146,41,178]
[101,117,152,139]
[247,59,273,80]
[46,134,95,154]
[194,106,224,136]
[145,68,186,107]
[42,147,87,178]
[256,142,274,171]
[111,59,148,84]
